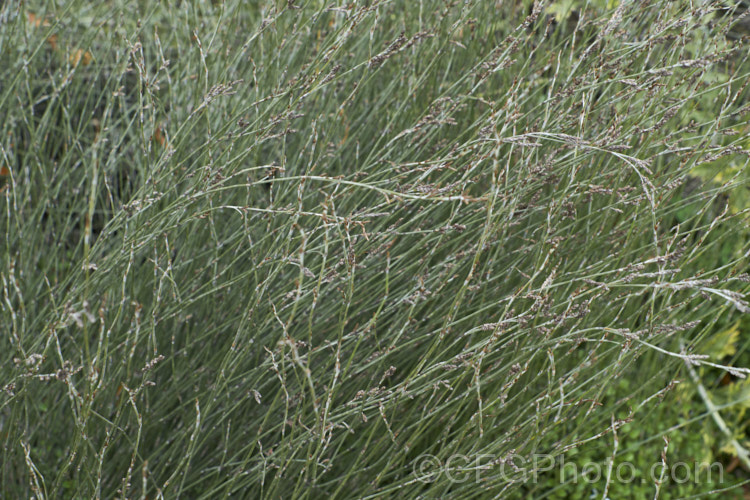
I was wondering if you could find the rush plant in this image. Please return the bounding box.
[1,0,750,498]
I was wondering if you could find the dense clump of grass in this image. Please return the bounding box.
[2,0,750,497]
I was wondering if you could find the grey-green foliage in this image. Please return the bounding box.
[1,0,750,498]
